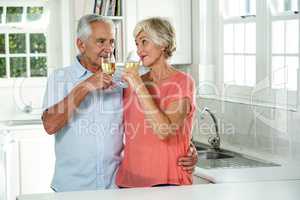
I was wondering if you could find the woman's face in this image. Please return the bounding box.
[135,31,165,67]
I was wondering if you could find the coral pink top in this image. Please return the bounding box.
[116,71,196,187]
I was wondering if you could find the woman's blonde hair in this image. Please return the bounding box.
[133,17,176,58]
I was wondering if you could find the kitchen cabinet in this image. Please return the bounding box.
[0,130,20,200]
[1,127,55,200]
[125,0,192,64]
[0,132,7,200]
[18,133,55,194]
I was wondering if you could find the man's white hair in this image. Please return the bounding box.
[77,14,115,41]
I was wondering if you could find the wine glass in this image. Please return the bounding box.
[125,50,140,70]
[101,53,116,75]
[112,51,141,88]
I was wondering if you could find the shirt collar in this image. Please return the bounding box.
[74,55,89,79]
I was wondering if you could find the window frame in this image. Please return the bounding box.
[216,0,300,110]
[268,11,300,108]
[0,0,49,85]
[222,17,257,87]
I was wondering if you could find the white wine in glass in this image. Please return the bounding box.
[102,54,116,75]
[125,51,140,70]
[125,62,140,69]
[109,51,141,88]
[102,63,115,75]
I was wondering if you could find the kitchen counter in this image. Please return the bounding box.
[17,180,300,200]
[195,165,300,183]
[193,140,300,184]
[0,123,43,132]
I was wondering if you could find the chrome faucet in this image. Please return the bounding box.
[200,107,220,150]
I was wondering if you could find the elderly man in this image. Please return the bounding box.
[42,14,197,192]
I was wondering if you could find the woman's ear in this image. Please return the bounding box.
[160,45,165,51]
[161,46,168,57]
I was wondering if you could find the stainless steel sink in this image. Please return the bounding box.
[195,146,208,151]
[193,141,209,151]
[198,151,234,160]
[194,142,280,169]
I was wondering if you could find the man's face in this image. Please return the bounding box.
[79,21,115,71]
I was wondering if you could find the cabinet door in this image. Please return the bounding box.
[18,135,55,194]
[125,0,191,64]
[0,140,7,200]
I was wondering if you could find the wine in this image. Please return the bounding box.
[102,63,116,75]
[125,62,140,69]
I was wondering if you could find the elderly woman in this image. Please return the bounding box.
[116,17,196,188]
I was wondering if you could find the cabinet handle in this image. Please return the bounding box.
[240,15,256,19]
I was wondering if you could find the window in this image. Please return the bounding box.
[0,1,49,79]
[270,0,298,13]
[223,0,256,18]
[223,0,256,87]
[270,0,299,91]
[218,0,300,108]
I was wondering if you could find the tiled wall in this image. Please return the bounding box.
[193,97,300,165]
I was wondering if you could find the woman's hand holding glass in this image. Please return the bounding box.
[106,50,142,88]
[122,51,143,90]
[101,51,144,89]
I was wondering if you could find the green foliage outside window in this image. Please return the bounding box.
[30,57,47,77]
[9,34,26,54]
[0,6,48,78]
[10,57,26,77]
[27,7,43,21]
[30,33,46,53]
[6,7,23,23]
[0,34,5,54]
[0,58,6,78]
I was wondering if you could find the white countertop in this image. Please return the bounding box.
[195,165,300,183]
[0,123,43,132]
[17,180,300,200]
[193,140,300,184]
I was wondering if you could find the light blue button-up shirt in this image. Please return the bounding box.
[42,57,123,192]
